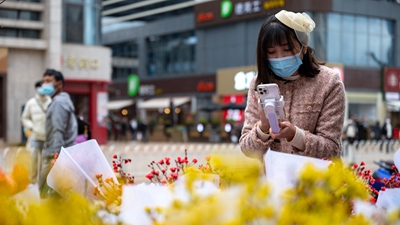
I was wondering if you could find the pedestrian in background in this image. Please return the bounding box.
[129,117,138,141]
[343,116,358,145]
[21,80,51,184]
[239,10,345,161]
[39,69,77,198]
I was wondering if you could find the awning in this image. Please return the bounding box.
[386,100,400,111]
[137,97,191,109]
[107,99,135,110]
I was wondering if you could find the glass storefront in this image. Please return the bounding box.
[309,12,394,68]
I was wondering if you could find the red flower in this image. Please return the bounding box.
[158,159,164,165]
[192,158,198,163]
[360,161,365,166]
[113,154,118,159]
[146,173,153,179]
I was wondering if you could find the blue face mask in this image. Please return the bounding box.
[38,83,55,96]
[268,51,303,78]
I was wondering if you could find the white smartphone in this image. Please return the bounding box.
[256,83,282,133]
[256,83,280,101]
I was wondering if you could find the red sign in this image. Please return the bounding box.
[196,12,214,23]
[222,95,245,124]
[384,67,400,92]
[197,81,215,92]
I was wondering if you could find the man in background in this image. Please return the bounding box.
[39,69,77,198]
[21,80,52,184]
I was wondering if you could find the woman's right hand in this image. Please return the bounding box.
[253,94,270,133]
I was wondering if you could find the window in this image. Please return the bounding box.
[112,67,137,81]
[147,31,196,76]
[7,0,41,2]
[311,12,395,67]
[63,0,101,45]
[108,41,139,81]
[65,3,84,43]
[0,9,40,21]
[0,28,40,39]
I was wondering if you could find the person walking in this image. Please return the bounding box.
[39,69,77,198]
[21,80,52,184]
[344,116,358,145]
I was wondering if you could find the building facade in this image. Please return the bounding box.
[0,0,111,145]
[102,0,400,140]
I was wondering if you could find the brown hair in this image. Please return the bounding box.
[255,13,324,86]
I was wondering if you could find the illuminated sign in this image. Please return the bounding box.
[264,0,284,10]
[195,0,287,29]
[220,0,233,18]
[233,0,262,16]
[197,11,214,23]
[139,85,155,96]
[384,67,400,93]
[197,81,215,92]
[127,74,140,96]
[234,71,256,91]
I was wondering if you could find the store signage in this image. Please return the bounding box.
[197,81,215,92]
[66,54,100,70]
[234,71,256,91]
[195,0,285,28]
[384,67,400,93]
[233,0,262,16]
[197,11,214,23]
[139,85,156,96]
[221,0,233,18]
[222,95,245,123]
[264,0,284,10]
[127,74,140,96]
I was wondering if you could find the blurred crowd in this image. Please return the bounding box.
[342,115,398,144]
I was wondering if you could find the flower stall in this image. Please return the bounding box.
[1,140,400,225]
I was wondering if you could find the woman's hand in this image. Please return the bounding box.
[270,121,296,142]
[253,95,270,132]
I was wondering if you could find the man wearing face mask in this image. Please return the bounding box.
[38,69,77,198]
[21,80,52,184]
[240,10,345,162]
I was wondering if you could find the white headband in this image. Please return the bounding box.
[275,10,315,46]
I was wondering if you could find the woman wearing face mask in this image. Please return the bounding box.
[239,10,345,161]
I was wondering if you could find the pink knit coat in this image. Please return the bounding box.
[239,65,346,161]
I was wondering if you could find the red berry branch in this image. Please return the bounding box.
[352,161,399,204]
[146,149,198,184]
[112,154,135,184]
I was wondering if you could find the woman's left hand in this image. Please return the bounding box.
[269,121,296,142]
